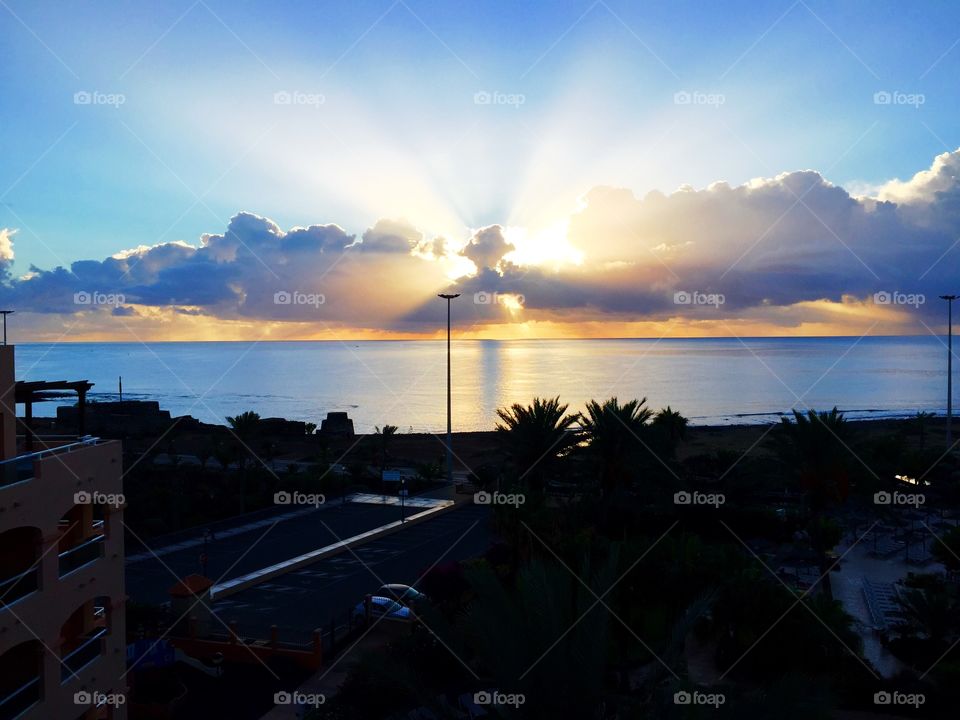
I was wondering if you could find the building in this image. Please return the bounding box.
[0,345,127,720]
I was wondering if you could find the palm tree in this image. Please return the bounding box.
[931,526,960,571]
[456,554,615,717]
[915,410,935,450]
[226,411,262,514]
[898,586,957,642]
[653,406,688,442]
[652,405,688,458]
[375,424,398,475]
[495,396,578,491]
[773,407,851,508]
[226,410,262,470]
[579,397,653,496]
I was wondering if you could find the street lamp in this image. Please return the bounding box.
[438,293,460,484]
[941,295,958,447]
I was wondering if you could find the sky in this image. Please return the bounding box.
[1,0,960,341]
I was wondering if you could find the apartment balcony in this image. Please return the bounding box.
[0,527,41,608]
[0,640,41,720]
[58,522,106,578]
[60,627,108,682]
[0,435,120,502]
[60,599,111,683]
[0,435,111,489]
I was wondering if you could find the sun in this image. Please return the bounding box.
[502,221,583,269]
[497,294,525,313]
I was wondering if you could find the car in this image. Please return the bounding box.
[377,583,428,606]
[352,595,413,623]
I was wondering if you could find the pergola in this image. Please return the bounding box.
[15,380,93,450]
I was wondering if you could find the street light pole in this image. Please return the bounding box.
[942,295,958,448]
[438,293,460,484]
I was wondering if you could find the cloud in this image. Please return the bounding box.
[0,211,449,329]
[459,225,515,272]
[354,218,422,253]
[3,148,960,338]
[875,149,960,205]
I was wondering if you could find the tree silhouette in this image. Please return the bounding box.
[772,407,852,508]
[375,424,399,475]
[226,410,262,513]
[579,397,653,496]
[495,396,578,492]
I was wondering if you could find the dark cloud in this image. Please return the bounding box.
[3,149,960,333]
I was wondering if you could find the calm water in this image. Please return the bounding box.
[12,337,952,432]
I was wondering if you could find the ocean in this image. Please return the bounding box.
[11,336,951,432]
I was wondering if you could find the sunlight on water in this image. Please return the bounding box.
[14,337,949,432]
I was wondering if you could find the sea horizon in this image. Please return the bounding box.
[13,336,950,432]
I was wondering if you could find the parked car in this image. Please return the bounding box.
[377,583,428,606]
[352,595,413,623]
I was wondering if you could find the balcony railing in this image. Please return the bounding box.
[60,627,107,681]
[58,533,105,577]
[0,567,39,606]
[0,676,40,720]
[0,436,104,488]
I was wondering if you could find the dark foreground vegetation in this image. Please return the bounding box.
[311,399,960,719]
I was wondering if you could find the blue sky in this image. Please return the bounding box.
[1,1,959,339]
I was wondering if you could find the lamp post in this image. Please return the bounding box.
[438,293,460,484]
[941,295,958,447]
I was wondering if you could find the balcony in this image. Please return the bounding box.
[0,641,41,720]
[0,567,39,606]
[0,676,39,720]
[58,532,105,577]
[60,626,107,682]
[0,527,42,608]
[0,436,107,488]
